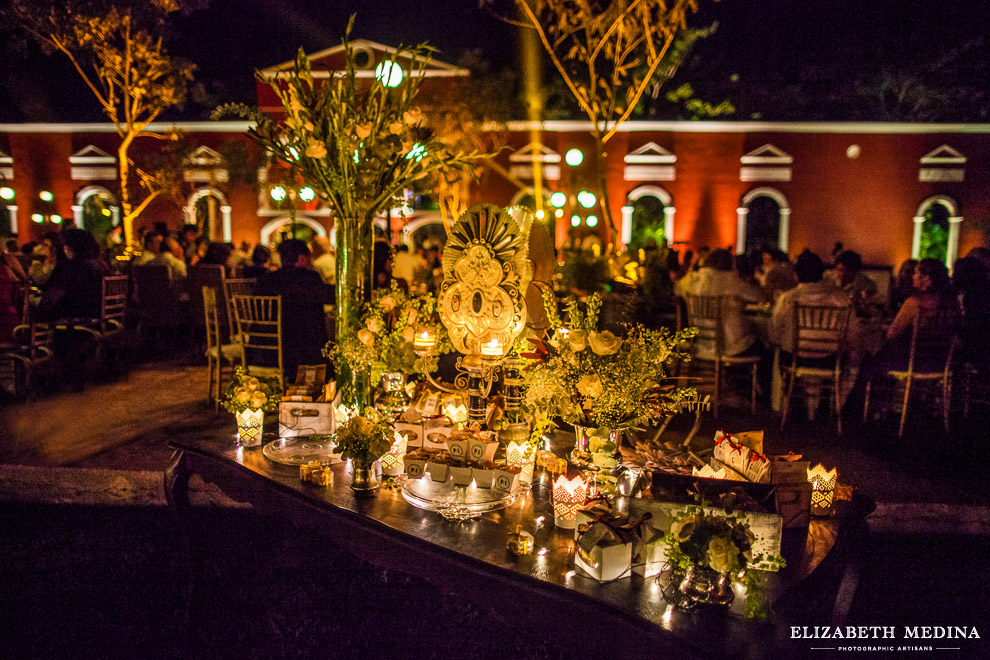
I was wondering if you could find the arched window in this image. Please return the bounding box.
[259,216,327,248]
[737,187,791,255]
[185,187,231,242]
[402,212,447,249]
[624,185,674,248]
[913,195,962,269]
[74,186,119,245]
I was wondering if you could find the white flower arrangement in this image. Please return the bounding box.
[220,367,282,414]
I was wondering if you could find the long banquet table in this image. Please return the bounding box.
[165,430,871,658]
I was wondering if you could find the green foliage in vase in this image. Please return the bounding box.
[220,367,282,414]
[331,407,394,467]
[661,504,785,619]
[522,290,697,431]
[325,284,451,387]
[218,16,489,231]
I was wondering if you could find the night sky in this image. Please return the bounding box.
[1,0,988,123]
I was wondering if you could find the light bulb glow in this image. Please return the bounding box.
[564,148,584,166]
[39,190,53,202]
[586,215,598,227]
[270,186,287,202]
[31,213,43,223]
[554,209,563,218]
[50,214,62,224]
[405,143,427,162]
[298,186,316,202]
[535,209,545,219]
[0,187,14,200]
[577,190,597,208]
[549,191,567,208]
[570,215,581,227]
[375,60,404,88]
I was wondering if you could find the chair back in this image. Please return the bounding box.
[685,294,725,358]
[908,304,959,375]
[131,265,177,322]
[22,301,54,361]
[100,275,129,332]
[791,303,851,360]
[202,286,221,356]
[187,264,227,331]
[231,294,283,386]
[223,278,256,339]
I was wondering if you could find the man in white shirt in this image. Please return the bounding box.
[310,236,336,285]
[770,250,850,353]
[679,248,764,358]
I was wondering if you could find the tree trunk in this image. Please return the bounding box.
[592,129,618,243]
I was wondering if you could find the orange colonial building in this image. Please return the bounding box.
[1,39,988,271]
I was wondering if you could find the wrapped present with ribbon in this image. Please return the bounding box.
[299,460,333,487]
[573,503,653,582]
[537,451,567,477]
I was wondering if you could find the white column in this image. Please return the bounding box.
[620,205,634,248]
[735,207,749,255]
[221,205,232,242]
[184,205,195,226]
[111,206,120,228]
[947,216,963,271]
[778,207,791,253]
[72,205,84,226]
[911,216,925,259]
[7,205,17,235]
[664,206,676,247]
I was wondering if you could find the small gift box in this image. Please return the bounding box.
[299,461,333,487]
[573,503,650,583]
[493,465,521,492]
[632,527,666,578]
[772,456,812,528]
[470,463,497,488]
[404,457,427,479]
[395,421,424,449]
[449,466,473,486]
[468,437,499,464]
[428,460,450,483]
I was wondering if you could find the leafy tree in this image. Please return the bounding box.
[8,1,196,248]
[485,0,708,237]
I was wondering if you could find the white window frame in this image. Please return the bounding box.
[912,195,962,270]
[737,187,791,254]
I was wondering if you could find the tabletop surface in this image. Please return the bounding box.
[169,429,846,655]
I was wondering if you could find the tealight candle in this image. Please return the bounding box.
[413,328,437,353]
[480,337,503,359]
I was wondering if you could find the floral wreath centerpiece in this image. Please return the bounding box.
[220,368,282,447]
[522,290,697,493]
[661,504,785,618]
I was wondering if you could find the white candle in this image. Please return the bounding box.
[480,337,503,358]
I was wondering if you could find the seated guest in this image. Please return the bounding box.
[759,248,798,300]
[180,224,200,263]
[310,236,336,285]
[953,256,990,367]
[770,250,851,354]
[230,241,251,271]
[832,250,877,302]
[255,239,333,383]
[677,248,764,358]
[156,236,188,280]
[0,246,26,342]
[734,253,765,293]
[135,232,163,265]
[373,240,407,292]
[242,245,272,280]
[39,228,107,322]
[891,258,918,310]
[865,258,956,377]
[28,231,61,287]
[201,242,234,275]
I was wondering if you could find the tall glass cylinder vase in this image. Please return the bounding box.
[334,218,375,410]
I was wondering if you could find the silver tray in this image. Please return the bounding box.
[262,436,342,466]
[401,475,521,520]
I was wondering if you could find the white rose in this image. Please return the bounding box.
[402,107,423,124]
[245,377,261,392]
[366,318,382,333]
[380,296,396,313]
[305,141,327,159]
[357,328,375,347]
[568,330,588,352]
[355,122,372,139]
[588,330,622,356]
[576,374,603,398]
[707,537,734,574]
[249,392,267,409]
[234,386,251,404]
[406,309,418,324]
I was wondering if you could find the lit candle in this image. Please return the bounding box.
[807,463,838,516]
[552,474,588,529]
[480,337,503,359]
[413,328,437,353]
